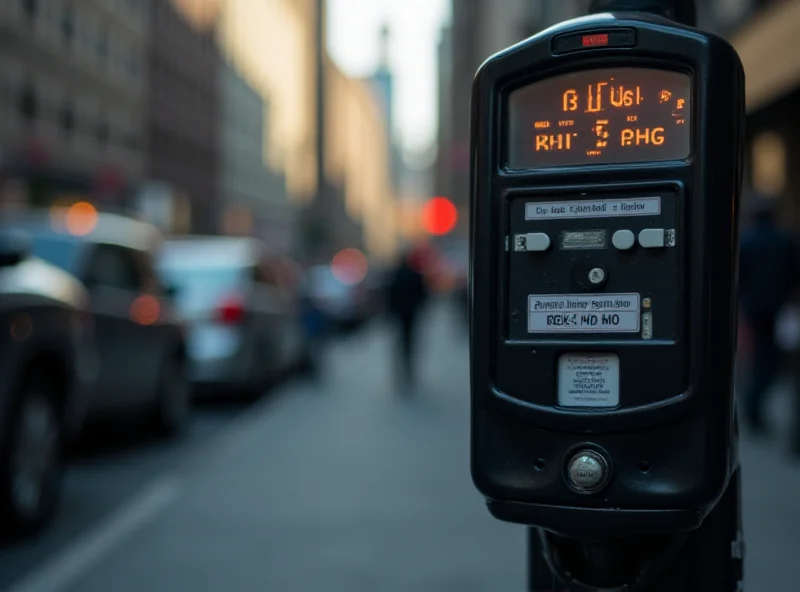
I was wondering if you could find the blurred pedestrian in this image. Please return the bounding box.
[778,302,800,456]
[298,267,329,381]
[739,198,800,436]
[387,244,430,390]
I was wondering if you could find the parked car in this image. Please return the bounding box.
[156,236,310,398]
[0,230,91,537]
[2,210,191,438]
[302,265,371,334]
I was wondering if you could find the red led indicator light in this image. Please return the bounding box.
[582,34,609,47]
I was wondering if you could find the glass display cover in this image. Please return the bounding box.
[507,68,691,169]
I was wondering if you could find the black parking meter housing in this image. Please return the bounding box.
[470,11,744,541]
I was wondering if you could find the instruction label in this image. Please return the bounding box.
[558,353,620,408]
[525,197,661,221]
[528,293,640,333]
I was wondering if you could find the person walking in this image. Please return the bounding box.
[386,244,430,390]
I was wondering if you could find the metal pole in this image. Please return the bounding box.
[303,0,327,263]
[527,470,743,591]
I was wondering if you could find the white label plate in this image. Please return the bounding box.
[525,197,661,221]
[528,293,640,333]
[558,353,620,408]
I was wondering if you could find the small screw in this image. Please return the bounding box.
[511,310,520,321]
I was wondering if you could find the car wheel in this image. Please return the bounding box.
[0,375,63,538]
[153,356,191,439]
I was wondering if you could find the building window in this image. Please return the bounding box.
[201,35,215,56]
[22,0,37,20]
[714,0,751,24]
[96,120,109,146]
[61,4,75,45]
[127,53,140,79]
[752,131,786,198]
[96,28,108,62]
[59,102,75,136]
[124,132,140,151]
[18,85,38,123]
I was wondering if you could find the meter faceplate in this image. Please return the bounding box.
[469,12,744,539]
[501,186,685,410]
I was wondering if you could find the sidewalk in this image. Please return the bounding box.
[58,299,527,592]
[738,375,800,591]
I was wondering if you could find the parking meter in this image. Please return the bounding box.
[469,8,744,543]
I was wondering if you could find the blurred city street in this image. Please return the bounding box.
[2,0,800,589]
[0,299,524,592]
[0,299,795,591]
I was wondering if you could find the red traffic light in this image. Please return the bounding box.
[422,197,458,236]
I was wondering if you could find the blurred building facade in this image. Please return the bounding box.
[698,0,800,228]
[209,0,398,264]
[435,23,453,218]
[0,0,148,210]
[218,61,293,252]
[368,25,404,196]
[436,0,609,238]
[325,56,398,262]
[144,0,220,235]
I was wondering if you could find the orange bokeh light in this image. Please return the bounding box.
[421,197,458,236]
[331,248,369,285]
[130,295,161,326]
[65,201,98,236]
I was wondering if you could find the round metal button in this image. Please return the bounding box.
[566,450,610,493]
[588,267,606,285]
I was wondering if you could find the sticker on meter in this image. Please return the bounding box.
[528,293,640,333]
[558,353,620,408]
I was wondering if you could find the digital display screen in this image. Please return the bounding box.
[507,68,691,169]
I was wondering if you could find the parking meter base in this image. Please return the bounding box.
[524,469,744,592]
[538,530,691,592]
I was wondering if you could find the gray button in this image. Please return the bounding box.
[525,233,551,252]
[639,228,666,248]
[566,450,610,493]
[612,229,635,250]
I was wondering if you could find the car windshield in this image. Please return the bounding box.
[158,264,246,312]
[27,235,81,272]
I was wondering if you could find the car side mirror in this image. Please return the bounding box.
[0,230,29,268]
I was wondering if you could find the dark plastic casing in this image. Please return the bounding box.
[469,12,744,540]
